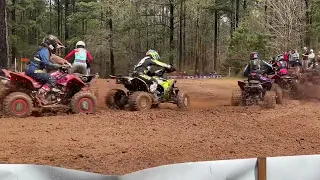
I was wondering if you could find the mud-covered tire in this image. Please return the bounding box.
[176,91,190,109]
[271,84,283,104]
[70,91,97,114]
[231,90,242,106]
[128,91,152,111]
[3,92,33,118]
[105,89,127,110]
[0,89,11,111]
[262,91,276,109]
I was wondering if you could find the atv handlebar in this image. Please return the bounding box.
[155,67,176,77]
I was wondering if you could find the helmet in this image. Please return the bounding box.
[277,54,284,61]
[76,41,86,48]
[42,35,64,54]
[146,50,160,60]
[250,52,259,60]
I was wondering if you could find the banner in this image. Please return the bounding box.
[167,74,224,79]
[1,154,320,180]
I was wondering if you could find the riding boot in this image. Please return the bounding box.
[38,85,50,105]
[150,82,160,103]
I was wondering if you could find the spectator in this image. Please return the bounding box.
[308,49,315,67]
[308,51,320,70]
[301,47,309,70]
[289,50,295,68]
[283,51,289,68]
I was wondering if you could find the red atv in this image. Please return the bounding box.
[0,65,98,117]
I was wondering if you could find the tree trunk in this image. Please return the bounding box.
[304,0,311,47]
[230,0,235,38]
[108,10,115,75]
[49,0,52,33]
[57,0,61,38]
[194,9,199,74]
[64,0,70,56]
[0,0,9,68]
[213,11,218,71]
[11,0,16,65]
[243,0,247,14]
[182,0,186,70]
[235,0,239,28]
[178,0,184,72]
[169,0,174,65]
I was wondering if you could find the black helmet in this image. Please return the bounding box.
[42,35,64,54]
[250,52,259,60]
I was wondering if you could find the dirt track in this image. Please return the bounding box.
[1,78,320,175]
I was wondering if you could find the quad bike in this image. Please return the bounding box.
[231,72,282,109]
[269,72,300,99]
[0,65,99,117]
[105,67,190,111]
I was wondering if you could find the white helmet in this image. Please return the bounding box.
[76,41,86,48]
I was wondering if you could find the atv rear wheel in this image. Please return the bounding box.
[231,90,242,106]
[262,91,276,109]
[3,92,33,117]
[0,89,11,111]
[128,91,152,111]
[176,91,190,109]
[271,84,283,104]
[71,91,97,114]
[105,89,127,110]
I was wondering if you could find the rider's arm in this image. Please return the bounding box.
[51,54,68,65]
[149,59,171,69]
[39,48,60,69]
[65,49,76,60]
[86,51,93,63]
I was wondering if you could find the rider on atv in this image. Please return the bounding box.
[25,35,68,105]
[274,54,288,76]
[65,41,93,75]
[243,52,271,83]
[133,50,174,102]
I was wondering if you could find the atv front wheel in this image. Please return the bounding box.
[262,91,276,109]
[105,89,127,110]
[128,91,152,111]
[174,91,190,109]
[3,92,33,117]
[231,90,242,106]
[271,84,283,104]
[71,91,97,114]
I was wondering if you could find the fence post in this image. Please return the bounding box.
[257,157,267,180]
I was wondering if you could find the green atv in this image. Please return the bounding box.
[106,67,190,111]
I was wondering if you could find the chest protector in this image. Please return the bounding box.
[278,61,287,69]
[74,48,87,64]
[28,47,51,70]
[249,59,261,71]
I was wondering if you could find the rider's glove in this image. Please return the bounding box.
[52,64,62,68]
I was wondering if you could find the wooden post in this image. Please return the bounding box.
[257,157,267,180]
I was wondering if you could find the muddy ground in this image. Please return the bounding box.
[0,78,320,175]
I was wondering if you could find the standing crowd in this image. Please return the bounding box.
[270,47,320,72]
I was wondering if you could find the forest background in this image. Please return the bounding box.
[0,0,319,77]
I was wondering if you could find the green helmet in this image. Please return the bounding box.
[146,50,160,60]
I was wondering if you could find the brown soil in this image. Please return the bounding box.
[1,78,320,175]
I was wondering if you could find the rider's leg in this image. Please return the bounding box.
[30,72,56,104]
[138,73,160,101]
[71,63,87,74]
